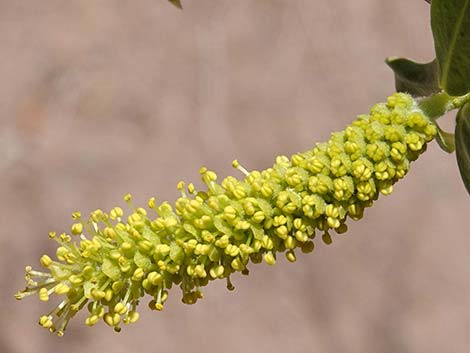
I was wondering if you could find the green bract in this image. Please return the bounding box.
[16,93,437,336]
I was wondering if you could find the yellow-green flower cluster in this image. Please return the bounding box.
[16,93,436,336]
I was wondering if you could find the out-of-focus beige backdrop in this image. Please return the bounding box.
[2,1,470,352]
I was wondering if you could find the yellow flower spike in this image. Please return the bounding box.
[17,93,437,335]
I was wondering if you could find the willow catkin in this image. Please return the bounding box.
[16,93,437,336]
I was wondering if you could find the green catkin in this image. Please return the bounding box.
[16,93,437,336]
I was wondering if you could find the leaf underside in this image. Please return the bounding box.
[386,57,440,97]
[455,103,470,195]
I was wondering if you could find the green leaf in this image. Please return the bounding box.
[455,103,470,195]
[431,0,470,96]
[168,0,182,9]
[385,57,440,97]
[435,123,456,153]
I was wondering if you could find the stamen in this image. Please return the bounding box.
[232,159,250,176]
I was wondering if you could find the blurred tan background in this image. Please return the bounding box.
[2,1,470,352]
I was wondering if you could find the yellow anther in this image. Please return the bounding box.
[112,281,124,293]
[224,206,237,220]
[104,288,113,302]
[147,272,163,286]
[252,211,265,223]
[104,313,121,327]
[110,207,124,220]
[194,264,207,278]
[127,311,140,324]
[275,225,288,239]
[103,227,117,240]
[39,315,53,329]
[91,209,105,222]
[231,258,244,271]
[210,265,225,278]
[327,217,340,229]
[69,275,83,285]
[286,251,296,263]
[71,223,83,235]
[284,236,296,249]
[39,288,49,302]
[54,283,70,295]
[132,268,145,281]
[85,315,99,326]
[91,289,106,300]
[40,255,52,268]
[264,252,276,266]
[120,242,133,251]
[114,303,127,315]
[187,183,196,194]
[155,244,170,256]
[206,171,217,181]
[71,211,82,220]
